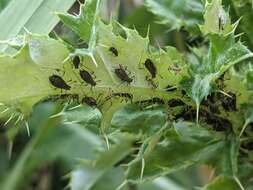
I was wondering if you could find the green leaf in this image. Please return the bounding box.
[145,0,203,33]
[111,104,167,135]
[126,122,228,182]
[0,35,69,116]
[0,17,186,122]
[69,133,136,190]
[0,0,76,52]
[90,167,129,190]
[181,1,253,109]
[138,177,187,190]
[200,0,236,35]
[231,0,253,49]
[203,176,238,190]
[0,102,103,190]
[57,0,97,42]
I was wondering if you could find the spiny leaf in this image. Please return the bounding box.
[0,102,103,190]
[181,0,253,112]
[57,0,97,42]
[0,35,70,116]
[69,133,137,190]
[203,176,239,190]
[111,104,167,135]
[200,0,236,35]
[0,0,76,52]
[126,122,235,182]
[145,0,203,33]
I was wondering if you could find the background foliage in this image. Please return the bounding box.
[0,0,253,190]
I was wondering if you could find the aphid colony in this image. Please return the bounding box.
[46,46,239,132]
[48,47,161,106]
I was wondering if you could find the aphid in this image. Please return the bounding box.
[165,85,177,92]
[209,104,220,114]
[181,90,186,96]
[168,99,185,107]
[49,74,71,90]
[114,64,133,84]
[72,56,80,69]
[79,70,96,86]
[206,116,232,132]
[113,93,133,99]
[221,92,237,111]
[144,58,156,78]
[138,97,165,105]
[168,65,181,72]
[109,47,118,57]
[82,97,97,107]
[43,94,79,102]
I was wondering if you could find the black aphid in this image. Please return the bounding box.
[168,99,185,107]
[109,47,118,57]
[79,70,96,86]
[113,93,133,99]
[114,64,133,83]
[144,58,156,78]
[82,97,97,107]
[206,115,232,132]
[221,92,237,111]
[181,90,186,96]
[72,56,80,69]
[138,97,165,105]
[49,74,71,90]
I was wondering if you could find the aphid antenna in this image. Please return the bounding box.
[7,140,13,160]
[239,119,250,138]
[217,90,233,98]
[40,65,63,72]
[4,113,15,126]
[25,121,31,137]
[115,180,127,190]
